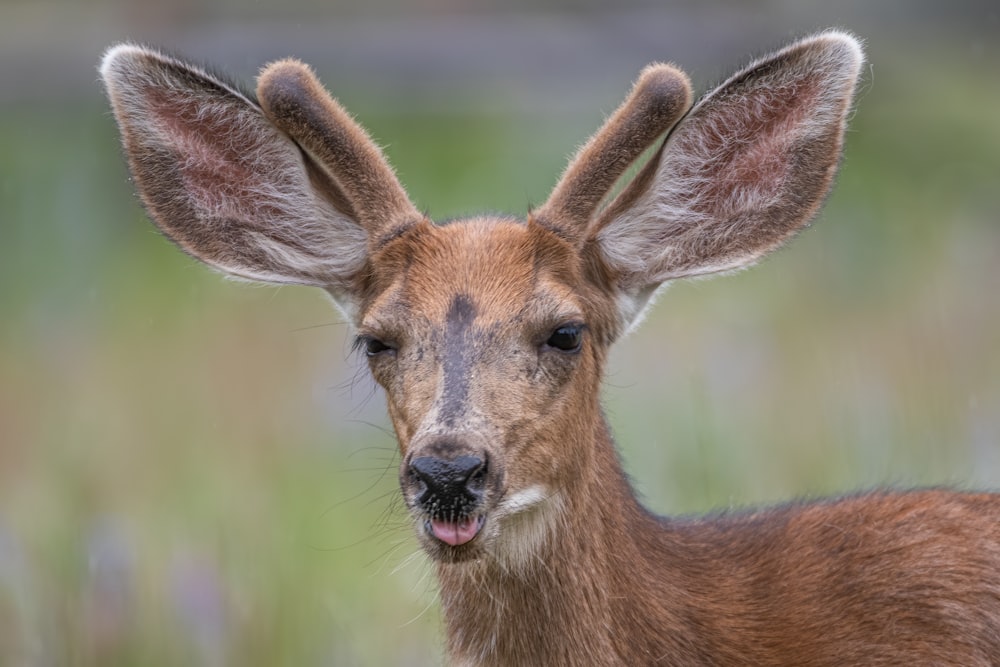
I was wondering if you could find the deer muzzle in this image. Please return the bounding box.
[403,442,495,549]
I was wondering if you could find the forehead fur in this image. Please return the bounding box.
[362,217,584,325]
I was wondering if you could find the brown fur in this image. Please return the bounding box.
[100,31,1000,666]
[256,59,422,243]
[536,63,692,240]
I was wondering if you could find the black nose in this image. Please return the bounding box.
[408,455,486,503]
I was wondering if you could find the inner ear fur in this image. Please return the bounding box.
[100,44,376,303]
[593,31,864,299]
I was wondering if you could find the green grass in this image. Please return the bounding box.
[1,45,998,664]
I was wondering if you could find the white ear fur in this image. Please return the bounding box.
[594,31,864,331]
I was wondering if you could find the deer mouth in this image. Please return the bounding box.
[426,514,486,547]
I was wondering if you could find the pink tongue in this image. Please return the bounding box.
[430,517,480,546]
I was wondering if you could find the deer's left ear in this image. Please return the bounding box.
[590,31,864,328]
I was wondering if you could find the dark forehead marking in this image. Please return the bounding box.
[440,294,478,428]
[447,293,477,328]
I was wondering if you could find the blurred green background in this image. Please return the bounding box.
[1,0,998,664]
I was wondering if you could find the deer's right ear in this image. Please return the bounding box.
[100,45,416,318]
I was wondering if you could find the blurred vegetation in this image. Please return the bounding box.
[1,2,999,665]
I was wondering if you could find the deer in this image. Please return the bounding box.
[100,31,1000,665]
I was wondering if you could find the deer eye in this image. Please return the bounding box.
[545,324,584,353]
[357,335,394,358]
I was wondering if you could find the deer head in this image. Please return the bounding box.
[100,32,863,570]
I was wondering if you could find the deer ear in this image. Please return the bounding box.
[100,44,370,315]
[591,31,864,328]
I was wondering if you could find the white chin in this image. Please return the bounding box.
[490,485,562,572]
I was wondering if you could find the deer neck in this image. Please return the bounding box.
[435,408,675,665]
